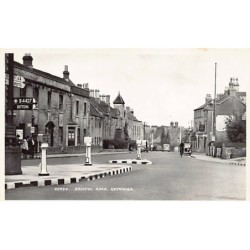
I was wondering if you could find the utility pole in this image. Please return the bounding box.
[213,63,217,141]
[5,53,22,175]
[143,122,146,140]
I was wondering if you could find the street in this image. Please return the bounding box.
[5,151,245,200]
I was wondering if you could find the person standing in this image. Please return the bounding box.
[179,141,184,157]
[21,136,29,159]
[28,136,35,159]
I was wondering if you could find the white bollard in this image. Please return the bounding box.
[136,139,142,160]
[84,143,92,166]
[38,143,49,176]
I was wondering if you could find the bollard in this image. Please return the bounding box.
[84,143,92,166]
[136,139,142,160]
[38,143,49,176]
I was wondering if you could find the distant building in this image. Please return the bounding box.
[193,77,246,152]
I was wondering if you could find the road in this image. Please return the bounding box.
[5,151,246,200]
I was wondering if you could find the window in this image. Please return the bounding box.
[20,85,26,97]
[83,102,87,116]
[77,128,80,145]
[33,87,39,102]
[48,91,51,109]
[76,100,79,116]
[59,94,63,111]
[59,127,63,145]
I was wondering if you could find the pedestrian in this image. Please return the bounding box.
[179,141,184,157]
[28,136,35,159]
[16,134,22,147]
[21,136,29,159]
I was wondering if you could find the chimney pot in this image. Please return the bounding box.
[22,53,33,68]
[63,65,69,80]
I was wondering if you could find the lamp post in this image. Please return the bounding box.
[5,53,22,175]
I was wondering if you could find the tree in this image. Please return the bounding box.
[225,115,246,142]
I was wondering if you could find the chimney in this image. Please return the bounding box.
[229,88,237,96]
[235,78,239,92]
[63,65,70,80]
[90,89,94,97]
[174,122,178,128]
[130,109,134,115]
[170,121,174,128]
[23,53,33,68]
[95,90,100,103]
[77,84,82,88]
[205,94,212,104]
[106,95,110,106]
[84,83,89,89]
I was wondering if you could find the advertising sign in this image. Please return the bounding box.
[5,74,26,88]
[16,129,23,140]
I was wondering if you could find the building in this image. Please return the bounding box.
[193,77,246,152]
[9,54,90,152]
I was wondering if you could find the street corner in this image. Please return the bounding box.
[108,159,152,165]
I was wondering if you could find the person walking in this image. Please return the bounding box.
[179,141,184,157]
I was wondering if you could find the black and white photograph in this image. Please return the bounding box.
[3,48,248,200]
[1,1,250,250]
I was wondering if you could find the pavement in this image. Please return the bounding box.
[192,153,246,166]
[5,162,132,190]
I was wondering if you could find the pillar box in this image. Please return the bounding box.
[38,142,49,176]
[136,139,142,160]
[84,137,92,166]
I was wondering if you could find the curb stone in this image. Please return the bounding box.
[5,166,132,190]
[109,159,152,165]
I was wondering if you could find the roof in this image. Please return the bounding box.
[90,102,103,118]
[113,92,125,104]
[127,111,140,122]
[14,61,73,87]
[89,97,119,119]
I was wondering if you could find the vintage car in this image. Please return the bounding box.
[183,142,192,156]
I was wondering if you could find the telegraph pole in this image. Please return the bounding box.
[213,63,217,141]
[5,53,22,175]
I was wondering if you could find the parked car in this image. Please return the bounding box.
[162,144,170,152]
[183,142,192,156]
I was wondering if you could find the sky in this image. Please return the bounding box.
[12,48,250,127]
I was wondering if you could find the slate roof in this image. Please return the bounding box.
[89,100,103,118]
[14,61,74,87]
[113,92,125,104]
[127,111,141,122]
[194,91,246,111]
